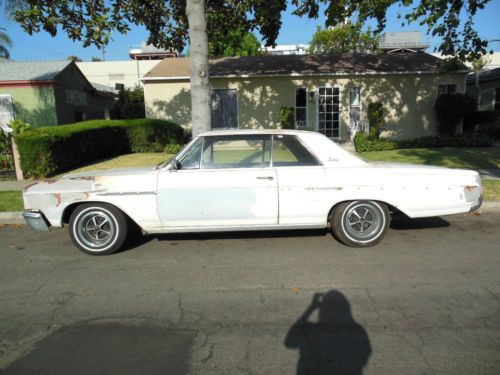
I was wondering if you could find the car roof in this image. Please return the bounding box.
[198,129,316,137]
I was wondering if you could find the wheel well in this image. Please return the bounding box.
[327,200,402,225]
[62,202,141,229]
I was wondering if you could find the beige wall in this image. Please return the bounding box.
[78,60,161,90]
[144,73,466,140]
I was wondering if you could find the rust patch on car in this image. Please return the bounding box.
[53,193,62,207]
[70,176,95,181]
[23,181,39,192]
[43,179,60,184]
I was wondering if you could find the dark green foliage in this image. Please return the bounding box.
[367,102,384,138]
[15,119,184,178]
[279,106,295,129]
[293,0,492,63]
[354,132,493,153]
[209,29,261,57]
[464,110,499,132]
[164,143,184,154]
[434,94,477,136]
[111,87,146,119]
[308,23,379,54]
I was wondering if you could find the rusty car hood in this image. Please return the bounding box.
[61,166,158,180]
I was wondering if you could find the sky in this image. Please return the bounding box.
[1,1,500,62]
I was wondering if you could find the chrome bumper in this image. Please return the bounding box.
[469,195,483,212]
[23,211,50,232]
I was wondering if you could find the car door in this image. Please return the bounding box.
[272,134,328,225]
[157,134,278,228]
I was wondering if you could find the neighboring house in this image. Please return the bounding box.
[77,60,161,91]
[0,60,115,128]
[466,67,500,112]
[143,53,467,140]
[260,44,309,55]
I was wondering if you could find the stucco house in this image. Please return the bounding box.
[143,53,467,140]
[0,60,115,128]
[466,67,500,112]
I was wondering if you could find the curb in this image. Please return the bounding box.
[1,202,500,226]
[0,211,24,225]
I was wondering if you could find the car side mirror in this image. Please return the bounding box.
[176,161,182,170]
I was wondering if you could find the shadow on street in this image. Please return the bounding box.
[0,323,195,375]
[285,290,371,375]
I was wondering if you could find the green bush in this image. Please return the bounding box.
[354,132,493,152]
[279,106,295,129]
[367,102,384,138]
[164,143,184,154]
[15,119,184,178]
[434,93,477,136]
[111,86,146,119]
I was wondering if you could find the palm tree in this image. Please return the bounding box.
[0,28,12,59]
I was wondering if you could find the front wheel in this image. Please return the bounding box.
[331,201,390,247]
[69,203,128,255]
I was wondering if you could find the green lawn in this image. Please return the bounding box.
[0,191,23,211]
[359,147,500,169]
[59,153,174,176]
[483,180,500,201]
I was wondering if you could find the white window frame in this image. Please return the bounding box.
[294,88,307,129]
[316,85,341,140]
[0,94,14,130]
[495,88,500,112]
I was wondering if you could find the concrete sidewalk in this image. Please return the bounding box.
[0,180,33,192]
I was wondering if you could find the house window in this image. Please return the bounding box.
[0,94,14,128]
[211,89,238,129]
[495,88,500,111]
[65,89,88,106]
[295,88,307,129]
[438,84,457,96]
[318,87,340,138]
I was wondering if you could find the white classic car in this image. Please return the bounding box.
[22,130,482,255]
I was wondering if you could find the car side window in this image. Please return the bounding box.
[272,135,320,167]
[178,138,203,169]
[201,135,271,169]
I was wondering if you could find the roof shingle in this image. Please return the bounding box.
[144,53,452,80]
[0,60,72,81]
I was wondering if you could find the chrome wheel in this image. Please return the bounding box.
[78,211,115,248]
[72,207,119,252]
[341,201,385,244]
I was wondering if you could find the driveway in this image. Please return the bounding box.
[0,213,499,374]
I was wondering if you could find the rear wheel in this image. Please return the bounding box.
[331,200,390,247]
[69,203,128,255]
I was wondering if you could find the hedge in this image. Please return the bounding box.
[15,119,184,178]
[354,132,493,153]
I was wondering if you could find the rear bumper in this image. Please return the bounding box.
[469,195,483,212]
[23,211,51,232]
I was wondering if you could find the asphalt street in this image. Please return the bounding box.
[0,213,499,374]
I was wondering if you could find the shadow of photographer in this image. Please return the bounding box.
[285,290,371,375]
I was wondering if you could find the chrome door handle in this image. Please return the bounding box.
[257,176,274,181]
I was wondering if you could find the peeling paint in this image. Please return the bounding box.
[53,193,62,207]
[464,185,477,192]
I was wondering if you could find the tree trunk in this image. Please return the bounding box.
[186,0,211,136]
